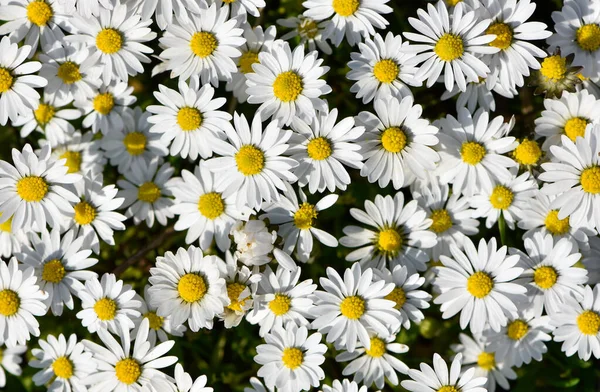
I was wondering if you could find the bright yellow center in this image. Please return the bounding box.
[434,34,464,62]
[74,201,96,225]
[281,347,304,369]
[507,319,529,340]
[198,192,225,220]
[96,28,122,54]
[514,139,542,165]
[16,176,48,202]
[144,311,164,330]
[57,61,82,84]
[27,0,53,26]
[294,203,318,230]
[438,387,459,392]
[235,145,265,176]
[365,337,386,357]
[226,282,249,312]
[298,18,319,39]
[177,273,207,303]
[239,51,260,74]
[486,22,513,50]
[59,151,82,174]
[540,55,567,81]
[460,141,486,165]
[377,228,402,255]
[340,295,365,320]
[115,358,141,385]
[533,266,558,289]
[94,298,117,321]
[373,59,399,84]
[34,104,55,125]
[489,185,514,210]
[42,259,66,283]
[307,137,332,160]
[177,107,202,131]
[52,356,73,379]
[578,310,600,335]
[385,287,406,310]
[268,293,292,316]
[332,0,360,16]
[93,92,114,115]
[0,68,13,93]
[564,117,589,141]
[137,182,161,203]
[0,215,11,233]
[581,166,600,194]
[544,210,570,235]
[190,31,218,58]
[381,127,407,153]
[477,352,496,371]
[272,71,303,102]
[445,0,462,5]
[576,24,600,51]
[0,290,20,317]
[123,132,147,155]
[430,209,453,233]
[467,272,494,298]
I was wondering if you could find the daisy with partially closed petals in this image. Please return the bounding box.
[43,130,106,176]
[134,0,204,31]
[75,81,136,135]
[217,252,260,329]
[231,219,277,267]
[132,286,186,347]
[277,15,332,55]
[148,363,213,392]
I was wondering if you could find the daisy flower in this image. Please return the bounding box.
[433,237,527,333]
[261,184,338,262]
[0,36,47,126]
[76,272,142,334]
[83,318,178,391]
[401,353,487,392]
[134,0,204,31]
[147,75,231,160]
[348,32,420,104]
[148,363,213,392]
[0,214,28,258]
[156,3,244,85]
[287,108,364,194]
[75,81,136,135]
[441,79,496,113]
[254,322,326,392]
[246,264,316,337]
[0,344,26,388]
[532,51,584,98]
[67,2,156,83]
[205,112,298,211]
[339,192,436,272]
[0,144,80,232]
[245,41,331,126]
[231,219,277,267]
[358,96,439,189]
[0,257,48,346]
[302,0,392,47]
[30,333,97,392]
[335,333,409,389]
[277,15,332,55]
[42,130,106,176]
[436,108,518,197]
[511,138,543,167]
[117,158,174,228]
[311,262,401,352]
[17,228,98,316]
[320,379,367,392]
[402,1,498,92]
[147,246,228,332]
[13,98,80,147]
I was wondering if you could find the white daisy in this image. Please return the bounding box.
[76,272,142,334]
[231,219,277,267]
[42,130,106,176]
[320,379,367,392]
[0,344,26,388]
[13,98,80,147]
[277,15,332,55]
[75,81,136,135]
[441,79,496,113]
[148,363,213,392]
[133,0,204,31]
[339,192,436,272]
[0,214,28,259]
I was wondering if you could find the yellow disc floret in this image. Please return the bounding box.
[533,266,558,289]
[377,228,403,256]
[430,209,453,234]
[373,59,399,84]
[340,295,365,319]
[507,319,529,340]
[381,127,407,153]
[226,282,249,312]
[60,151,82,174]
[27,0,53,27]
[486,23,513,50]
[34,104,55,126]
[190,31,218,58]
[540,55,567,82]
[577,310,600,335]
[17,176,48,202]
[0,290,20,317]
[273,71,303,102]
[581,166,600,194]
[513,139,542,165]
[144,311,164,330]
[576,24,600,52]
[564,117,589,141]
[307,137,332,160]
[477,352,496,371]
[385,287,406,310]
[93,298,117,321]
[57,61,82,84]
[42,259,66,284]
[52,356,73,379]
[281,347,304,369]
[115,358,141,385]
[198,192,225,220]
[460,141,486,165]
[235,145,265,176]
[138,182,161,203]
[93,92,115,115]
[544,210,570,235]
[298,18,319,39]
[438,387,459,392]
[74,201,96,225]
[177,107,202,131]
[269,293,291,316]
[96,28,123,54]
[177,273,207,303]
[467,271,494,298]
[239,51,260,74]
[489,185,514,210]
[0,68,14,93]
[294,203,318,230]
[365,337,386,357]
[434,34,464,62]
[123,132,147,156]
[332,0,360,17]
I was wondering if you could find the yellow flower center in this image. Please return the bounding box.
[123,132,147,156]
[144,311,164,330]
[514,139,542,165]
[222,0,236,2]
[239,51,260,74]
[59,151,82,174]
[477,352,496,371]
[467,271,494,298]
[235,145,265,176]
[294,203,318,230]
[581,166,600,194]
[226,282,249,312]
[385,287,406,310]
[74,201,97,225]
[430,209,453,233]
[93,92,115,115]
[57,61,82,84]
[298,18,319,39]
[332,0,360,16]
[434,34,464,62]
[0,68,14,93]
[533,266,558,289]
[486,22,513,50]
[460,141,486,165]
[507,319,529,341]
[365,337,386,357]
[93,298,117,321]
[438,387,459,392]
[27,0,53,26]
[269,293,292,316]
[198,192,225,220]
[34,104,55,126]
[564,117,589,141]
[576,24,600,52]
[52,356,73,379]
[544,210,570,235]
[0,290,20,317]
[177,273,207,303]
[340,295,365,320]
[381,126,407,153]
[96,28,123,54]
[42,259,66,284]
[307,137,332,160]
[445,0,462,5]
[176,107,202,131]
[115,358,141,385]
[489,185,514,210]
[138,182,161,203]
[281,347,304,369]
[577,310,600,335]
[540,55,567,82]
[272,71,303,102]
[0,214,11,233]
[373,59,399,84]
[17,176,48,202]
[377,228,403,255]
[190,31,218,58]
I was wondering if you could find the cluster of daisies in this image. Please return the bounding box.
[0,0,600,390]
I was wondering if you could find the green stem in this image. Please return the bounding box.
[498,213,507,246]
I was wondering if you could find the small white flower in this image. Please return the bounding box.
[148,363,213,392]
[277,15,332,55]
[75,81,136,135]
[441,79,496,113]
[217,252,260,329]
[43,130,106,176]
[0,344,26,388]
[231,219,277,267]
[13,98,80,147]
